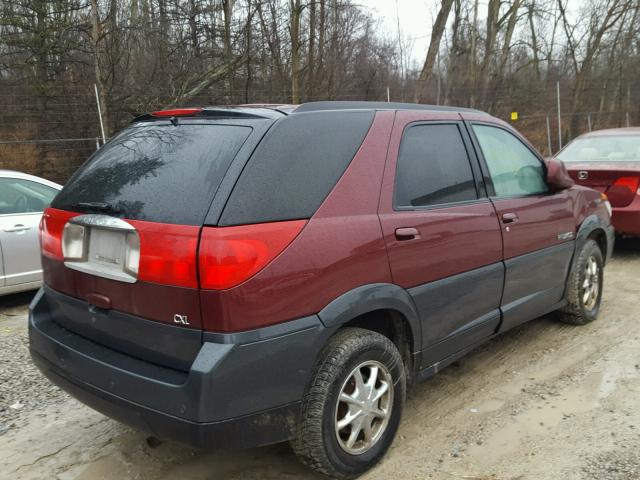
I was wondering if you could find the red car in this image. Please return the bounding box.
[30,102,613,479]
[557,127,640,236]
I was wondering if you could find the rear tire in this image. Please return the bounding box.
[556,239,604,325]
[291,328,406,479]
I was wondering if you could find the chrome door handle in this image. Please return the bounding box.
[501,213,519,224]
[4,224,31,232]
[395,227,420,240]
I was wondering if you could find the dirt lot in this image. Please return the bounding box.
[1,239,640,480]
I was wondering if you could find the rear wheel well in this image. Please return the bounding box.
[339,309,414,376]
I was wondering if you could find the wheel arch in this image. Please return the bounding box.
[563,214,612,300]
[576,213,612,263]
[318,283,421,356]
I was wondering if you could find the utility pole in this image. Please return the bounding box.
[436,51,441,105]
[546,116,552,156]
[94,84,106,144]
[556,81,562,150]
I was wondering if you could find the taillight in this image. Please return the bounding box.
[40,208,78,260]
[199,220,306,290]
[129,220,200,288]
[613,176,640,193]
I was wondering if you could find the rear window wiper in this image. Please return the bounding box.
[70,202,123,215]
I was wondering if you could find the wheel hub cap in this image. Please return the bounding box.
[582,256,600,311]
[334,360,394,455]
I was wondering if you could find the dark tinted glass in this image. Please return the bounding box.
[220,110,374,226]
[53,124,251,225]
[395,124,477,207]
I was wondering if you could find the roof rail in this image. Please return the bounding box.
[293,101,484,114]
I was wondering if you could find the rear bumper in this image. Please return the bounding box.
[612,208,640,237]
[611,194,640,236]
[29,288,329,449]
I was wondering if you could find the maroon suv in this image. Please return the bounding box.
[30,101,614,479]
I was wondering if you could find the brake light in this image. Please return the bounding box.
[151,108,202,117]
[613,176,640,193]
[130,220,200,288]
[199,220,306,290]
[40,208,78,260]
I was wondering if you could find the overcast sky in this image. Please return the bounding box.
[366,0,583,66]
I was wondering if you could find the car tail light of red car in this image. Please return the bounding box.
[151,108,203,117]
[613,176,640,194]
[40,208,78,261]
[42,208,306,291]
[131,221,200,288]
[199,220,307,290]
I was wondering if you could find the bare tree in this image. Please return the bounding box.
[414,0,455,103]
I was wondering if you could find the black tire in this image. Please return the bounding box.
[291,327,406,479]
[556,239,604,325]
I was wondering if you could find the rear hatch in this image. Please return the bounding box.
[564,162,640,207]
[40,107,375,368]
[40,116,270,369]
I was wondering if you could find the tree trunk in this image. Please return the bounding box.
[528,1,540,82]
[290,0,302,104]
[90,0,110,137]
[223,0,235,101]
[414,0,455,103]
[489,0,521,111]
[468,0,479,106]
[307,0,316,100]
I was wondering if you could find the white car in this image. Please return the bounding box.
[0,170,61,295]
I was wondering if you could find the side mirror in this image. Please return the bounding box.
[546,157,574,191]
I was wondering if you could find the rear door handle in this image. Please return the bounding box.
[3,224,31,233]
[395,227,420,240]
[501,213,518,224]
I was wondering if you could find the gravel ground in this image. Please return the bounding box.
[1,238,640,480]
[0,292,66,435]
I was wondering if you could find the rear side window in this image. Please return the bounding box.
[53,124,251,225]
[394,124,477,208]
[219,110,375,226]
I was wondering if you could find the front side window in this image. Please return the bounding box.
[473,124,548,197]
[0,178,58,214]
[394,124,478,208]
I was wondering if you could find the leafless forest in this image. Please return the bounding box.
[1,0,639,182]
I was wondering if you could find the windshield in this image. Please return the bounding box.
[53,123,251,225]
[557,135,640,163]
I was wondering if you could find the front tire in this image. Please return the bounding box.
[292,328,406,479]
[557,239,604,325]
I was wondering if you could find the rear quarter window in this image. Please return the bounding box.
[52,123,251,225]
[219,110,375,226]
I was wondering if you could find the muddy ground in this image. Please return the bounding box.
[1,239,639,480]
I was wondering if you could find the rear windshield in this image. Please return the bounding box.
[53,123,251,225]
[558,135,640,163]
